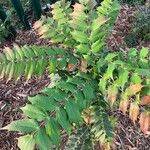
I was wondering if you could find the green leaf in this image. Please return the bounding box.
[69,20,87,31]
[105,53,117,62]
[104,64,116,80]
[99,78,107,93]
[42,88,67,102]
[35,59,48,78]
[90,28,106,42]
[14,45,24,60]
[58,81,76,93]
[45,118,61,145]
[139,47,149,59]
[25,60,36,81]
[102,112,113,139]
[56,108,71,134]
[21,104,47,121]
[74,91,86,110]
[139,58,149,68]
[52,34,65,43]
[82,83,96,101]
[1,119,39,132]
[14,61,25,80]
[91,40,105,53]
[128,48,137,58]
[23,45,35,58]
[0,53,6,63]
[116,69,128,89]
[131,73,142,84]
[6,63,15,81]
[71,31,88,43]
[65,100,81,124]
[29,95,58,112]
[18,135,35,150]
[67,77,85,86]
[65,126,92,150]
[49,58,57,73]
[92,16,108,30]
[4,47,15,61]
[31,45,46,58]
[76,44,90,54]
[35,128,52,150]
[135,68,150,78]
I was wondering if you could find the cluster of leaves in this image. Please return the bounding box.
[0,44,78,81]
[34,0,120,52]
[2,73,97,149]
[65,125,92,150]
[0,0,150,150]
[98,47,150,134]
[125,6,150,47]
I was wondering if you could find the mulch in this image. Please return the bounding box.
[0,4,150,150]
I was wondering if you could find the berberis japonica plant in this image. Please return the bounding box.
[0,0,150,150]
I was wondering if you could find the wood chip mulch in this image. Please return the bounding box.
[0,4,150,150]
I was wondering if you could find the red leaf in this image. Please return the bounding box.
[141,96,150,106]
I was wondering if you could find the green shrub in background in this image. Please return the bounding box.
[125,6,150,47]
[0,4,16,43]
[10,0,31,29]
[0,21,9,43]
[31,0,42,19]
[119,0,145,5]
[0,0,150,150]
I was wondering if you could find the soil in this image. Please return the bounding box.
[0,4,150,150]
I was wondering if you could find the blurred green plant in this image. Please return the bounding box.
[31,0,42,19]
[0,21,9,44]
[0,4,16,43]
[118,0,145,5]
[10,0,31,29]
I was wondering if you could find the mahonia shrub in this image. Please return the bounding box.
[0,0,150,150]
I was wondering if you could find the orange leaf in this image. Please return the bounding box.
[139,112,150,135]
[37,25,48,35]
[67,64,76,72]
[129,102,139,124]
[119,99,129,114]
[83,109,93,126]
[107,85,118,106]
[80,59,87,73]
[73,3,85,12]
[33,20,43,29]
[140,96,150,106]
[103,143,111,150]
[126,84,143,96]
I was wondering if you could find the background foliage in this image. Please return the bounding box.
[125,6,150,47]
